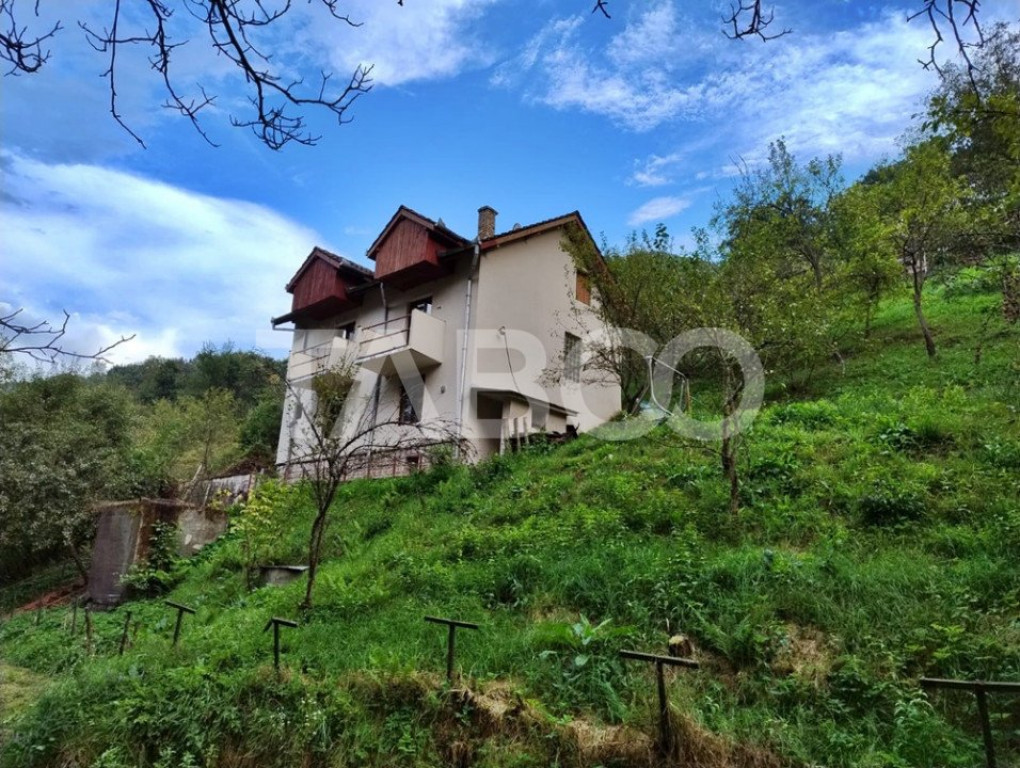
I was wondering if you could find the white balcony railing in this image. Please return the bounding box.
[286,336,352,382]
[357,309,445,374]
[286,311,445,383]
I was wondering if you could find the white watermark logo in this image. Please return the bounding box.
[592,327,764,443]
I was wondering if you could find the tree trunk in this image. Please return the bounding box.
[718,434,742,512]
[912,269,937,358]
[302,510,327,610]
[721,427,740,515]
[66,538,89,587]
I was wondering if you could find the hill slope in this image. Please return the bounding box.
[2,287,1019,768]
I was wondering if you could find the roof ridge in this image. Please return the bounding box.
[485,210,580,241]
[311,246,373,276]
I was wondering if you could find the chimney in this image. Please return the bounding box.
[477,206,497,241]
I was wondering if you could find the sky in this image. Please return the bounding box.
[2,0,1016,366]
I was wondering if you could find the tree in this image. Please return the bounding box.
[566,224,817,514]
[0,375,135,584]
[927,22,1020,237]
[131,388,242,495]
[564,223,712,413]
[713,139,843,294]
[0,1,995,149]
[284,356,466,609]
[829,184,903,338]
[852,140,977,358]
[0,0,373,150]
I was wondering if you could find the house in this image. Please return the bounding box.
[271,205,621,479]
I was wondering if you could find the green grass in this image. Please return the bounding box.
[2,284,1019,767]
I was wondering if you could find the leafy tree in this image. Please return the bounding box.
[131,388,241,494]
[568,224,818,514]
[186,343,285,408]
[565,224,714,412]
[106,357,191,404]
[927,22,1020,230]
[830,185,904,338]
[240,387,285,465]
[850,140,977,358]
[0,375,134,583]
[713,138,843,293]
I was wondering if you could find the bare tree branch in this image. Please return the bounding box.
[723,1,790,42]
[281,360,469,609]
[0,0,60,75]
[0,1,998,148]
[0,308,134,365]
[908,0,985,86]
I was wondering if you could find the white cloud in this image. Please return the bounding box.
[501,2,956,167]
[628,196,691,225]
[0,151,326,365]
[302,0,497,87]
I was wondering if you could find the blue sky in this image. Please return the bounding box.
[2,0,1016,365]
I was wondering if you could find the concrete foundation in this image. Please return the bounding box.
[87,499,228,608]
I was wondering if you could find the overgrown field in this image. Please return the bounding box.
[2,287,1019,767]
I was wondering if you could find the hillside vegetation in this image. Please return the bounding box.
[2,285,1018,767]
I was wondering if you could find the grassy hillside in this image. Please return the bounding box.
[1,286,1018,768]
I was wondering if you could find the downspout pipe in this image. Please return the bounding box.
[456,240,481,454]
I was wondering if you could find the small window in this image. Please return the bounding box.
[409,297,433,315]
[575,272,591,305]
[564,333,582,383]
[398,382,420,424]
[338,322,356,340]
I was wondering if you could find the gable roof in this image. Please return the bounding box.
[479,210,597,253]
[285,246,372,293]
[366,205,471,260]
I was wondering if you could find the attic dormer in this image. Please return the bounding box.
[368,206,470,289]
[282,247,371,322]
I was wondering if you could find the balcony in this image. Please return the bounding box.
[286,336,352,384]
[357,310,445,375]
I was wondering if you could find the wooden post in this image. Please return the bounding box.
[119,611,132,656]
[69,599,78,635]
[263,617,298,672]
[920,678,1020,768]
[165,601,196,647]
[424,616,480,684]
[84,606,94,655]
[620,650,699,755]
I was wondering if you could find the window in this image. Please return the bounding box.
[409,296,433,315]
[564,333,582,383]
[575,271,591,305]
[338,322,356,340]
[397,378,424,424]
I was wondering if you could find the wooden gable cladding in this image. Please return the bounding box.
[371,217,452,289]
[288,250,365,320]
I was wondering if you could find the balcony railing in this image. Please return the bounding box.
[286,310,445,383]
[357,309,445,374]
[286,336,351,382]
